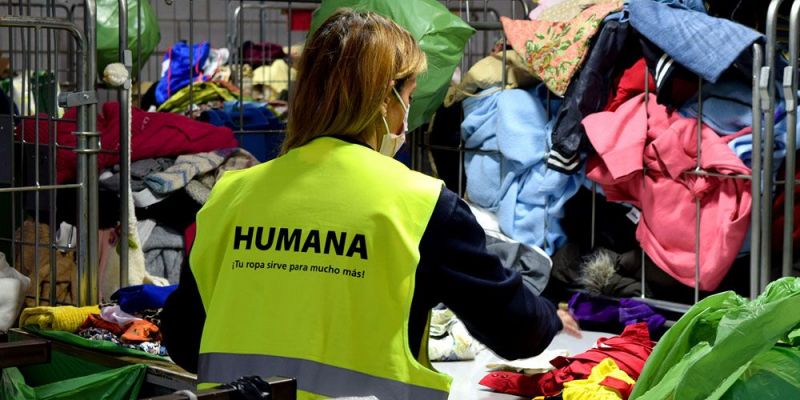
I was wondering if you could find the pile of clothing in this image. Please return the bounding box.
[479,323,654,399]
[18,101,257,291]
[140,40,291,162]
[97,146,258,287]
[446,0,787,297]
[19,284,176,357]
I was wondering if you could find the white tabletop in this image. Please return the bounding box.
[432,331,611,400]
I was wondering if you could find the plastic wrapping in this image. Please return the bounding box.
[97,0,161,76]
[1,364,146,400]
[310,0,475,131]
[631,277,800,400]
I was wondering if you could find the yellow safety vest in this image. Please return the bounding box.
[190,137,452,399]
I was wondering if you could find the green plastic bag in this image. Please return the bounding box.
[97,0,161,76]
[631,277,800,400]
[722,347,800,400]
[1,364,147,400]
[310,0,475,131]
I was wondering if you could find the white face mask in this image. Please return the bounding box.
[379,87,409,157]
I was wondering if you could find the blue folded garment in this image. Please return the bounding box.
[200,102,286,162]
[680,79,800,177]
[201,101,284,132]
[111,284,178,314]
[461,85,583,254]
[155,41,211,105]
[629,0,762,84]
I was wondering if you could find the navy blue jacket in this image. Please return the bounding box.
[161,142,562,373]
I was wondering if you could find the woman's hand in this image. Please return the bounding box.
[557,308,583,339]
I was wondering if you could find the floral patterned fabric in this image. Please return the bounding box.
[502,0,623,96]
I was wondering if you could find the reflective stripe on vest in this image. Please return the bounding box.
[199,353,449,400]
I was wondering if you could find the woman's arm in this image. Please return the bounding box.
[409,187,564,360]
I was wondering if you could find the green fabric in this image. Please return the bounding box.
[310,0,475,131]
[2,368,37,400]
[2,364,147,400]
[157,82,237,113]
[97,0,161,75]
[24,326,167,361]
[631,277,800,400]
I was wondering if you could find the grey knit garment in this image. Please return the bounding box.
[142,225,184,284]
[145,148,258,196]
[101,158,175,192]
[185,148,259,204]
[485,235,551,295]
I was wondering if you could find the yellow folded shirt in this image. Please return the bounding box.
[562,358,636,400]
[19,305,100,332]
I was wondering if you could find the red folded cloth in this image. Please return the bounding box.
[19,102,237,183]
[480,323,654,397]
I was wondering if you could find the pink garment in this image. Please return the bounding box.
[583,93,752,291]
[100,304,142,327]
[19,103,238,183]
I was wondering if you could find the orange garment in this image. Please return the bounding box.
[121,319,161,343]
[80,314,128,336]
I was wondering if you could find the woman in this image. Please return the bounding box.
[161,9,579,400]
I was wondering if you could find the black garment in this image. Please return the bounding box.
[561,187,639,255]
[705,0,774,34]
[138,82,158,111]
[0,87,15,115]
[135,189,201,233]
[428,102,466,193]
[162,184,562,374]
[638,36,700,109]
[547,20,637,174]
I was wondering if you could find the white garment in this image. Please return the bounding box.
[55,222,77,251]
[0,278,22,332]
[132,187,168,208]
[10,74,35,116]
[467,202,553,268]
[429,307,484,362]
[0,253,31,331]
[203,48,230,80]
[485,349,569,375]
[100,304,142,327]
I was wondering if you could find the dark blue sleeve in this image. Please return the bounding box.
[408,187,562,361]
[163,186,563,374]
[161,253,205,373]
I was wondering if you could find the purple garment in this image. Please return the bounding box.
[568,292,666,333]
[242,41,287,68]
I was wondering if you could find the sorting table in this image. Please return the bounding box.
[433,331,611,400]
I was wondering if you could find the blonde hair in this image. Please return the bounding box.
[282,9,427,153]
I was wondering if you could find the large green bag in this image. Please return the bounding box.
[97,0,161,76]
[310,0,475,131]
[631,277,800,400]
[1,364,147,400]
